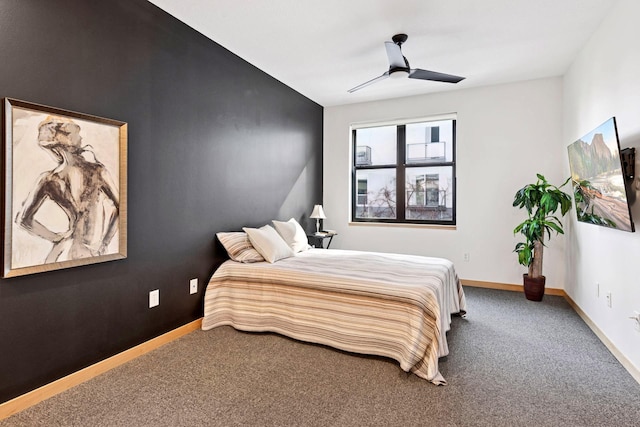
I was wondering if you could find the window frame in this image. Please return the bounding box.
[351,116,457,226]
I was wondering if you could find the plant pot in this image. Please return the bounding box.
[523,274,545,301]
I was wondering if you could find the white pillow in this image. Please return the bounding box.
[272,218,309,253]
[243,225,295,263]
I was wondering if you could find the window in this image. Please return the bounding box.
[357,179,368,205]
[351,117,456,225]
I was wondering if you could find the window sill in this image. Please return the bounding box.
[348,222,456,231]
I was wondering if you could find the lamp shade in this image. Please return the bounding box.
[310,204,326,219]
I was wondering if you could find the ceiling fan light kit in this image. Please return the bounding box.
[390,70,409,79]
[348,33,465,93]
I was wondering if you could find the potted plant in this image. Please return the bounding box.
[513,174,572,301]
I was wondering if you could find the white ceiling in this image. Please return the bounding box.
[147,0,617,107]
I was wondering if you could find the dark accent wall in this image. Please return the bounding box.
[0,0,322,403]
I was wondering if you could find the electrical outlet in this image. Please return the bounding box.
[149,289,159,308]
[463,253,470,262]
[189,278,198,295]
[605,292,612,308]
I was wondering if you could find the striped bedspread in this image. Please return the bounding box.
[202,249,466,384]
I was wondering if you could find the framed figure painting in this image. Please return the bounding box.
[2,98,127,277]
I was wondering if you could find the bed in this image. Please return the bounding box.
[202,247,466,385]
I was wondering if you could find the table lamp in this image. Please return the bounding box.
[310,204,326,234]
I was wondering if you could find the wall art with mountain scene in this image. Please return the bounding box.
[567,117,634,232]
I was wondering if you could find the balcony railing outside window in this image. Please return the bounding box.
[406,141,446,163]
[356,145,372,165]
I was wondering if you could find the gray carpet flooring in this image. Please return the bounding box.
[2,287,640,426]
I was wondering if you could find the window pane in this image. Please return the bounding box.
[405,166,453,221]
[354,169,396,219]
[357,179,368,205]
[355,126,396,166]
[406,120,454,163]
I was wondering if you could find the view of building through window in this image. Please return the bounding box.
[352,117,456,225]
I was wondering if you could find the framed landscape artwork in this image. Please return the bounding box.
[567,117,634,232]
[2,98,127,277]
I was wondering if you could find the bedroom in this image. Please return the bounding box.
[1,0,639,423]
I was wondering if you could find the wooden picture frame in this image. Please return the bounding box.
[2,98,127,277]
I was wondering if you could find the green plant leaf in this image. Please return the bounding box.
[513,174,572,273]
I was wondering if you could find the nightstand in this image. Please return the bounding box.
[307,232,336,249]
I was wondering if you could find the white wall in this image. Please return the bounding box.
[324,77,567,287]
[563,0,640,375]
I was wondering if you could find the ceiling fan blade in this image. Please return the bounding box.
[348,72,390,93]
[384,41,406,68]
[409,68,465,83]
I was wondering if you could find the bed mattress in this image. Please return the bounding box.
[202,249,466,384]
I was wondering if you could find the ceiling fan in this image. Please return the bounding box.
[348,33,465,93]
